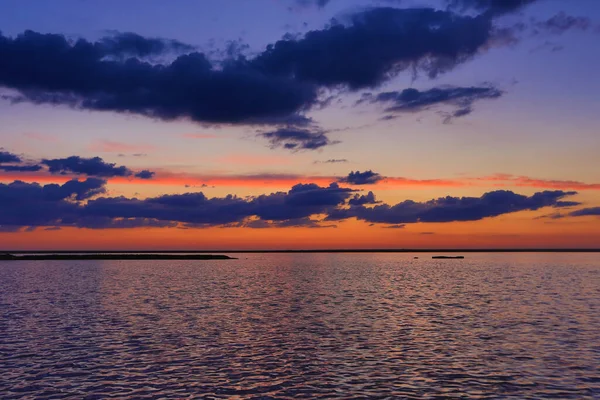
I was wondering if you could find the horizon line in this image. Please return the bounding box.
[2,248,600,254]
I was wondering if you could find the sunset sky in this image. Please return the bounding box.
[1,0,599,249]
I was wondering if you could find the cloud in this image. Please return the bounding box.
[260,127,337,150]
[0,150,42,172]
[314,159,348,164]
[447,0,538,17]
[0,6,510,127]
[0,178,105,228]
[98,31,195,58]
[569,207,600,217]
[294,0,331,8]
[0,30,317,126]
[372,86,502,121]
[42,156,133,178]
[0,164,42,172]
[327,190,578,224]
[134,170,156,180]
[348,191,380,205]
[41,155,155,179]
[254,7,495,87]
[0,150,21,163]
[0,178,580,230]
[339,170,384,185]
[535,12,591,35]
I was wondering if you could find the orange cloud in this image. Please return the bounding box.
[472,174,600,190]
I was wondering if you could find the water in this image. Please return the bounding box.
[1,253,599,399]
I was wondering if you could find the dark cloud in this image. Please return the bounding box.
[327,190,578,224]
[0,178,580,230]
[0,150,21,163]
[260,127,337,150]
[249,183,355,221]
[99,32,195,58]
[134,170,155,180]
[348,191,380,205]
[80,182,354,228]
[447,0,538,17]
[535,12,591,35]
[569,207,600,217]
[0,30,317,126]
[339,170,384,185]
[0,178,105,228]
[254,7,494,86]
[373,86,502,121]
[40,155,155,179]
[0,149,43,172]
[294,0,331,8]
[42,156,133,178]
[0,5,533,150]
[384,224,406,229]
[0,164,43,172]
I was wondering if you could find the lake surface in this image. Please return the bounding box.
[1,253,599,399]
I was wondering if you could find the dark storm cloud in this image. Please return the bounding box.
[373,86,502,120]
[253,7,494,87]
[339,170,384,185]
[327,190,578,224]
[0,150,21,163]
[99,32,195,57]
[260,128,337,150]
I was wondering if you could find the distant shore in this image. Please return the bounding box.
[0,253,235,261]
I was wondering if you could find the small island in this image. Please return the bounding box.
[432,255,465,259]
[0,253,236,261]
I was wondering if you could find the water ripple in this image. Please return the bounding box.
[1,253,599,398]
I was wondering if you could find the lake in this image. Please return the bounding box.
[1,253,599,398]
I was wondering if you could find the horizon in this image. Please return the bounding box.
[1,0,599,249]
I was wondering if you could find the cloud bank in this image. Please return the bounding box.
[0,178,579,231]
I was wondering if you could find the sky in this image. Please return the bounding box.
[0,0,599,250]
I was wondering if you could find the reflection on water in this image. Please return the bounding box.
[1,253,599,398]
